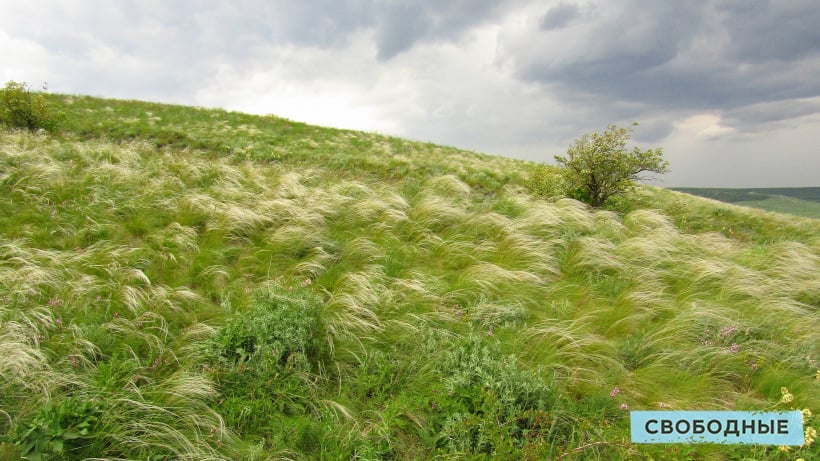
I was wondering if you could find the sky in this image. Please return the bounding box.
[2,0,820,187]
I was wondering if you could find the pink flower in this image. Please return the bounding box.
[729,343,740,353]
[620,403,629,410]
[720,326,737,338]
[610,386,621,397]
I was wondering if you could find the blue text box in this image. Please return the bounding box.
[631,411,804,445]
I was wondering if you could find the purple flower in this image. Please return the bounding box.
[729,343,740,353]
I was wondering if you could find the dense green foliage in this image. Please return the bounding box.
[0,95,818,460]
[0,81,65,132]
[555,125,669,207]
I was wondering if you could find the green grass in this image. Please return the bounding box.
[0,95,818,460]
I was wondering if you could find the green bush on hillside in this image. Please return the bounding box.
[210,285,325,371]
[555,124,669,207]
[208,285,326,428]
[434,337,564,456]
[527,164,566,199]
[0,81,65,132]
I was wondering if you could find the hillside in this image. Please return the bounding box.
[1,96,818,460]
[671,187,820,220]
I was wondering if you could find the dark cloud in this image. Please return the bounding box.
[371,0,518,60]
[717,0,820,62]
[723,97,820,128]
[540,2,581,30]
[374,3,433,60]
[500,0,820,129]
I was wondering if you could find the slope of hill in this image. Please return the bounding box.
[1,96,818,460]
[671,187,820,219]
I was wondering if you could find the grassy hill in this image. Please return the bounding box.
[1,95,818,460]
[671,188,820,219]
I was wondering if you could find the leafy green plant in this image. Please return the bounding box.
[209,285,326,433]
[210,285,324,369]
[527,163,566,199]
[0,81,65,131]
[433,336,563,456]
[555,124,669,207]
[8,398,104,461]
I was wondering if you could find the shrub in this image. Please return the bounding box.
[0,81,65,132]
[210,285,324,370]
[433,336,562,456]
[209,285,326,427]
[527,164,566,199]
[555,124,669,207]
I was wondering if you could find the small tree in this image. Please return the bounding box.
[0,81,65,131]
[555,124,669,207]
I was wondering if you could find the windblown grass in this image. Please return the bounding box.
[0,97,818,459]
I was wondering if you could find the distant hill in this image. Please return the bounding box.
[670,187,820,219]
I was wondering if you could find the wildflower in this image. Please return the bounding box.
[486,330,493,336]
[805,427,817,446]
[778,445,790,452]
[55,317,62,325]
[803,409,812,424]
[620,403,629,410]
[609,386,620,398]
[780,387,794,404]
[728,343,740,353]
[720,326,737,338]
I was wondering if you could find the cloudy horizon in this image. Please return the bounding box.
[3,0,819,187]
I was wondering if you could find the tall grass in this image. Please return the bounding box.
[1,97,818,459]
